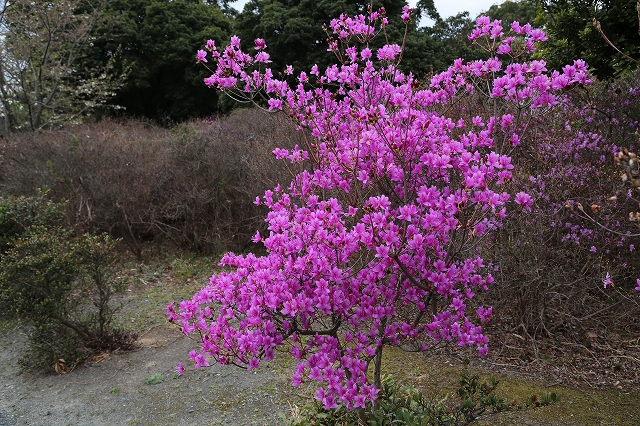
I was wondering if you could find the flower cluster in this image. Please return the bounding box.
[469,15,547,56]
[171,10,592,409]
[517,76,640,264]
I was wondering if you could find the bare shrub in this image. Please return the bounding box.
[0,119,170,256]
[478,75,640,349]
[148,109,303,253]
[0,108,303,255]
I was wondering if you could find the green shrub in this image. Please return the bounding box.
[19,322,87,373]
[0,223,135,371]
[0,226,79,322]
[286,372,557,426]
[0,189,66,256]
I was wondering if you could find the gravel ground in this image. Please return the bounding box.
[0,413,14,426]
[2,321,639,426]
[0,326,296,426]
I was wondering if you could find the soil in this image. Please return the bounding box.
[1,321,640,426]
[0,251,638,426]
[0,325,294,426]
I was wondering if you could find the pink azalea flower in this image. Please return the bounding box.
[175,362,185,377]
[603,272,613,289]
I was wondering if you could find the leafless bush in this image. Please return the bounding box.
[477,77,640,349]
[150,109,303,253]
[0,108,304,255]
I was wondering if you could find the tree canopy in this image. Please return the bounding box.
[534,0,640,78]
[0,0,123,133]
[233,0,472,79]
[483,0,538,25]
[235,1,401,70]
[12,0,640,124]
[85,0,233,122]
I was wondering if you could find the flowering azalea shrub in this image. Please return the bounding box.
[169,9,591,410]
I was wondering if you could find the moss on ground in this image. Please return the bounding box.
[379,346,640,425]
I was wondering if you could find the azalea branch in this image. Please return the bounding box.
[592,17,640,67]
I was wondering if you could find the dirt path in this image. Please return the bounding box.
[0,326,294,426]
[2,322,640,426]
[1,251,638,426]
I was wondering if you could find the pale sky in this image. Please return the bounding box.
[423,0,504,21]
[229,1,506,23]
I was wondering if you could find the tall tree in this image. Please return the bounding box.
[534,0,640,78]
[0,0,123,133]
[86,0,233,122]
[483,0,538,25]
[420,12,487,71]
[234,0,450,77]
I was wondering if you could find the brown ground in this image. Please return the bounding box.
[0,251,638,426]
[0,325,293,426]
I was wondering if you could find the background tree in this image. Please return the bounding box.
[0,0,124,133]
[410,0,539,75]
[419,12,486,70]
[534,0,640,78]
[234,0,457,78]
[86,0,233,122]
[484,0,538,25]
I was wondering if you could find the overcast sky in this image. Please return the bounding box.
[229,0,506,23]
[422,0,504,20]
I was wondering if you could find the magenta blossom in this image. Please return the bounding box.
[176,9,593,409]
[603,272,613,288]
[195,50,207,63]
[514,192,533,211]
[175,362,185,377]
[254,38,267,50]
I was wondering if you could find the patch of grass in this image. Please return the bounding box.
[145,373,164,385]
[170,254,215,282]
[379,347,640,426]
[112,253,211,334]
